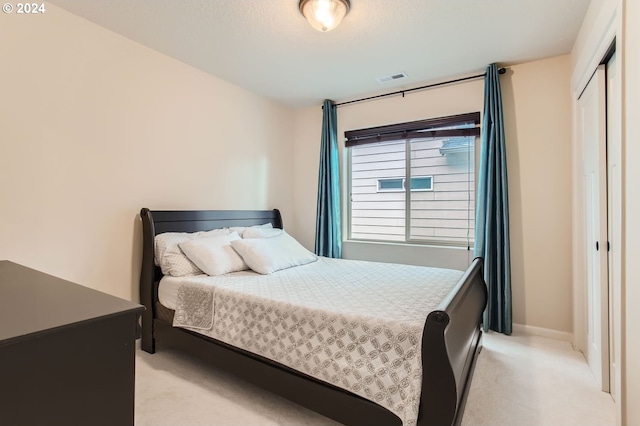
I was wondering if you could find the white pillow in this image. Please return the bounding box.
[179,232,248,276]
[230,231,317,274]
[229,222,273,238]
[155,228,229,277]
[242,227,282,239]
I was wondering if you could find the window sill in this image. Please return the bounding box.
[345,239,470,251]
[342,240,473,271]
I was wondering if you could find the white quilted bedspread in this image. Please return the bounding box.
[171,257,463,426]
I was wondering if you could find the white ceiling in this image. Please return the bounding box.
[48,0,591,108]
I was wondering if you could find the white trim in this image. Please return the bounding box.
[571,0,619,94]
[511,323,573,343]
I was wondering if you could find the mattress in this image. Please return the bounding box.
[158,257,463,426]
[159,271,256,310]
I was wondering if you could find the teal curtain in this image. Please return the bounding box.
[475,64,512,335]
[315,100,342,258]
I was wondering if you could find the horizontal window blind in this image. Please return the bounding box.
[345,112,480,147]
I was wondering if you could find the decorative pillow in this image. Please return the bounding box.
[242,227,282,239]
[179,232,248,276]
[230,231,317,274]
[199,228,232,239]
[155,228,229,277]
[228,222,273,238]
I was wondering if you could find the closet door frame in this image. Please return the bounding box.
[571,2,623,423]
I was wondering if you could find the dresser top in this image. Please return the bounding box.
[0,261,144,345]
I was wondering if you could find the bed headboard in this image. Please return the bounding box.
[138,208,283,352]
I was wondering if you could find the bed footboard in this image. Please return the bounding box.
[418,257,487,425]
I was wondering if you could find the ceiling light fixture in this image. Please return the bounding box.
[299,0,351,32]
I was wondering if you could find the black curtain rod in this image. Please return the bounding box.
[333,67,506,107]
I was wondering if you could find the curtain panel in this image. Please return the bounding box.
[475,64,512,335]
[315,100,342,258]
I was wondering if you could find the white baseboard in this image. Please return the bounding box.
[512,323,573,342]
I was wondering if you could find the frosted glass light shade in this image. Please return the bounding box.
[299,0,350,32]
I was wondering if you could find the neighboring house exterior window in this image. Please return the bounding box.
[377,176,433,192]
[346,112,479,247]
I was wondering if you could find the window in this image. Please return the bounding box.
[377,176,433,192]
[346,112,479,247]
[378,178,404,192]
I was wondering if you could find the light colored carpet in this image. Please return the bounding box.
[135,332,615,426]
[462,333,614,426]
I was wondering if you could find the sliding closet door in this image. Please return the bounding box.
[606,52,621,401]
[578,65,609,392]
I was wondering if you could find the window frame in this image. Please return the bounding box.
[346,112,480,248]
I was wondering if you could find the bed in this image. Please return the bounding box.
[139,208,487,426]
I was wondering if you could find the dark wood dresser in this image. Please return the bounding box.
[0,260,144,426]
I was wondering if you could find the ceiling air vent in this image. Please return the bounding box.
[376,72,408,84]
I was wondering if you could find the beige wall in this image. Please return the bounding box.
[1,1,577,340]
[292,106,322,249]
[502,55,573,333]
[0,4,294,301]
[292,56,574,334]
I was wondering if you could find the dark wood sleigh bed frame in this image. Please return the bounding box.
[139,208,487,426]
